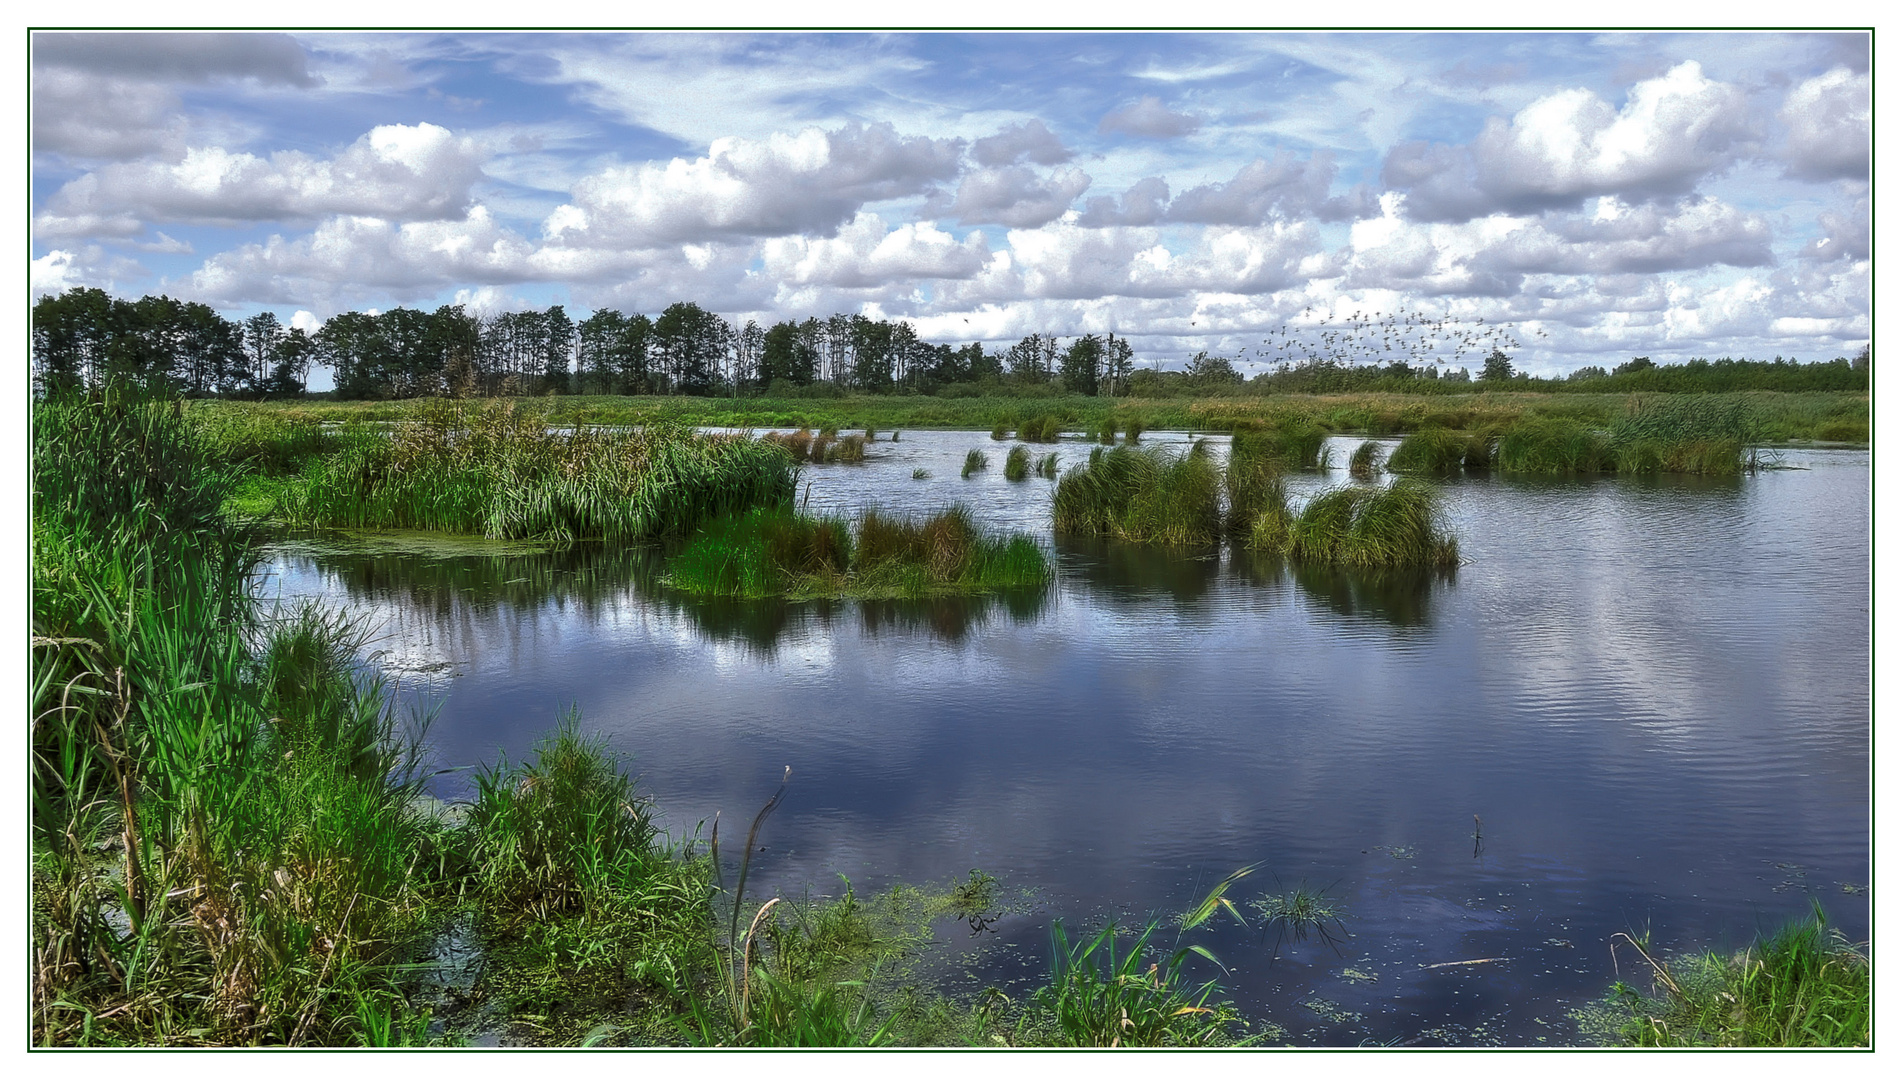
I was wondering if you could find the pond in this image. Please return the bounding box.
[254,431,1870,1047]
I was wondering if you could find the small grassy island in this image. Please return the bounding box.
[666,505,1051,599]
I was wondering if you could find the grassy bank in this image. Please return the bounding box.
[1605,906,1869,1047]
[665,505,1050,599]
[221,388,1868,445]
[32,389,440,1045]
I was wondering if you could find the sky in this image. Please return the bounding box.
[27,29,1872,379]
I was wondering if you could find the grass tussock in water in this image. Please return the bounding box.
[961,448,988,478]
[1003,445,1031,481]
[1036,452,1059,480]
[1349,440,1383,480]
[1386,427,1493,475]
[1496,417,1614,474]
[1250,481,1459,570]
[1053,443,1223,547]
[1230,419,1329,471]
[667,505,1049,599]
[281,399,797,542]
[1606,904,1869,1047]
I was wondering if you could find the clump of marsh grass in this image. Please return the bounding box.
[1349,441,1383,480]
[468,714,663,924]
[911,468,930,480]
[1496,417,1614,474]
[667,505,1049,599]
[1608,396,1757,476]
[1003,445,1031,482]
[1032,868,1250,1047]
[1387,427,1491,475]
[282,400,796,543]
[1223,433,1291,538]
[1606,903,1868,1047]
[990,422,1009,441]
[961,449,988,479]
[1017,415,1062,443]
[1123,418,1144,443]
[1251,881,1348,958]
[1230,419,1328,471]
[1036,453,1059,480]
[1052,443,1222,546]
[825,434,867,464]
[1251,480,1459,569]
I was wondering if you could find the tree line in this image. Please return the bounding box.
[31,287,1867,400]
[30,288,1138,400]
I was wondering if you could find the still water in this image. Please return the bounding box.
[256,432,1870,1046]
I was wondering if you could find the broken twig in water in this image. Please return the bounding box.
[1420,957,1509,969]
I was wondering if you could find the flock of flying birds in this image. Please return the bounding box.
[1230,305,1551,371]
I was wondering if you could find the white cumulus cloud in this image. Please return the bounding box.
[543,122,963,249]
[1778,67,1869,181]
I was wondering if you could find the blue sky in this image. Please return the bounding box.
[29,30,1871,378]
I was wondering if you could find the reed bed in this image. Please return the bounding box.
[1229,419,1329,471]
[281,400,797,542]
[1250,481,1459,569]
[1003,445,1031,481]
[1052,443,1223,546]
[1386,427,1492,475]
[1607,904,1868,1047]
[666,505,1049,599]
[1496,417,1615,474]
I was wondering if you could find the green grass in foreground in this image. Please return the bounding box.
[1605,904,1869,1047]
[665,505,1050,599]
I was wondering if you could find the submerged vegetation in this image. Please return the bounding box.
[666,505,1050,599]
[1606,905,1869,1047]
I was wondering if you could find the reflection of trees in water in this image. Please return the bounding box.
[1054,535,1222,604]
[1229,548,1452,628]
[291,536,1050,654]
